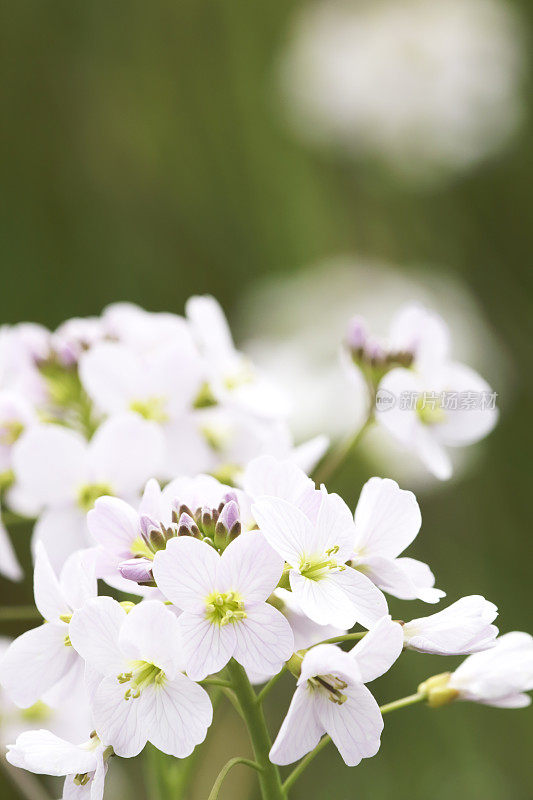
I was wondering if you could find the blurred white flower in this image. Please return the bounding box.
[238,259,507,487]
[278,0,525,183]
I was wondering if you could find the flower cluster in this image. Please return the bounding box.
[0,298,326,578]
[0,298,530,800]
[344,303,498,479]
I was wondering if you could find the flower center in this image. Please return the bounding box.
[129,396,169,423]
[300,547,345,581]
[416,398,447,426]
[308,673,348,705]
[205,590,246,626]
[77,482,113,512]
[117,660,166,700]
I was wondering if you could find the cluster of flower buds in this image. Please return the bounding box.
[346,315,413,388]
[171,492,242,551]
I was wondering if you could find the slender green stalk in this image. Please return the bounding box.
[0,605,41,622]
[283,736,330,793]
[309,631,367,648]
[380,692,425,715]
[226,659,286,800]
[257,665,287,704]
[1,510,33,527]
[312,415,374,486]
[207,757,261,800]
[282,691,425,792]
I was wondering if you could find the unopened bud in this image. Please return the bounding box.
[178,512,201,538]
[118,558,155,586]
[417,672,459,708]
[346,316,367,352]
[214,500,241,549]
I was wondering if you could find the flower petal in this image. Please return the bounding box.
[152,536,219,612]
[6,730,96,776]
[69,597,126,676]
[349,616,404,682]
[252,496,313,566]
[270,684,323,765]
[353,477,421,559]
[93,674,153,758]
[87,496,139,558]
[232,603,294,675]
[119,601,184,677]
[145,674,213,757]
[0,623,75,707]
[315,682,383,767]
[217,532,284,604]
[177,612,235,681]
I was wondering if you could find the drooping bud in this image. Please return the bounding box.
[118,558,155,587]
[177,512,201,538]
[214,500,241,549]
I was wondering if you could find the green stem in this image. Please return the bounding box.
[380,692,425,715]
[0,605,41,622]
[312,415,374,486]
[282,692,425,792]
[226,659,286,800]
[207,757,261,800]
[201,678,232,688]
[309,631,367,648]
[256,665,287,704]
[283,736,330,793]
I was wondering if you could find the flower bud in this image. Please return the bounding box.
[346,316,367,353]
[118,558,155,586]
[418,672,459,708]
[214,500,241,549]
[177,512,201,538]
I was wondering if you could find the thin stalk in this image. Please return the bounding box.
[226,659,286,800]
[201,678,232,689]
[0,606,41,622]
[282,736,330,793]
[282,691,426,792]
[207,757,261,800]
[312,415,374,486]
[309,631,367,648]
[380,692,425,715]
[256,665,287,705]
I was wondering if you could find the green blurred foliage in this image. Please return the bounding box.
[0,1,531,799]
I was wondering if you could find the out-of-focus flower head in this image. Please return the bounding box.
[278,0,525,185]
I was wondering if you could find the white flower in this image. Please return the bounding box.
[447,632,533,708]
[253,486,388,630]
[152,532,294,680]
[348,303,499,480]
[69,598,212,758]
[352,477,444,603]
[7,729,109,800]
[270,616,403,766]
[186,295,289,420]
[52,317,107,366]
[279,0,524,183]
[78,337,202,424]
[11,413,165,569]
[403,595,498,655]
[0,544,96,708]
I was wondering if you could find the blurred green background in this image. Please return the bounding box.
[0,1,531,798]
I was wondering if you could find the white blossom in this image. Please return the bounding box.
[0,544,96,708]
[11,414,165,568]
[403,595,498,655]
[270,616,403,765]
[152,532,294,680]
[69,599,212,758]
